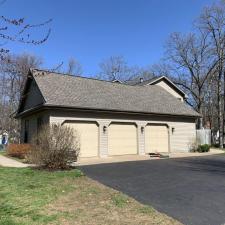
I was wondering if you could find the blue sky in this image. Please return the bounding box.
[2,0,214,76]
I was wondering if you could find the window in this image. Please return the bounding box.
[24,120,29,143]
[37,116,43,135]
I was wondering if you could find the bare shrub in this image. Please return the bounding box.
[28,124,80,169]
[188,138,198,152]
[7,144,31,159]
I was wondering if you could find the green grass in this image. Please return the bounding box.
[0,167,182,225]
[139,206,155,214]
[0,151,6,156]
[111,193,129,208]
[0,167,83,225]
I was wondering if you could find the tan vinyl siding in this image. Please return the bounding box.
[143,120,195,152]
[98,122,109,157]
[169,121,196,152]
[49,110,196,156]
[137,124,145,155]
[155,80,184,101]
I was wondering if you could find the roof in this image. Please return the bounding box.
[126,76,187,98]
[125,76,158,85]
[112,79,122,83]
[136,77,160,86]
[17,69,200,118]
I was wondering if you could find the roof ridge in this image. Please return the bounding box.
[31,68,154,89]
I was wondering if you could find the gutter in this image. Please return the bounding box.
[15,103,201,119]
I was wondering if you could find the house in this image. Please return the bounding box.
[16,69,200,158]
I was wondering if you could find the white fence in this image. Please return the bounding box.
[196,129,211,145]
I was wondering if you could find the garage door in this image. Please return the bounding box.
[145,124,169,153]
[65,121,99,157]
[108,123,137,155]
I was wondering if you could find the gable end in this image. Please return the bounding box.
[145,77,187,101]
[17,75,45,116]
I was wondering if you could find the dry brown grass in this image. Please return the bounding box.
[46,177,182,225]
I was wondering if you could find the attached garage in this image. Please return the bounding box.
[18,69,199,158]
[108,123,137,156]
[65,121,99,157]
[145,124,169,153]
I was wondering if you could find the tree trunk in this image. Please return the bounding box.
[218,72,223,148]
[198,118,203,129]
[197,99,203,129]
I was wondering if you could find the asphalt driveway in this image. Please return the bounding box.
[80,154,225,225]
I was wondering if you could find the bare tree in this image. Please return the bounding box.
[150,63,172,77]
[165,31,218,129]
[98,56,134,81]
[1,53,42,98]
[0,3,51,60]
[154,1,225,146]
[0,1,51,143]
[125,66,156,84]
[0,53,42,142]
[66,58,82,76]
[202,74,219,137]
[195,1,225,147]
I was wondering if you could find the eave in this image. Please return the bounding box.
[15,103,201,119]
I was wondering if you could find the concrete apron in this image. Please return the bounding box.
[76,155,151,166]
[76,148,224,166]
[169,148,224,159]
[0,155,29,168]
[1,149,222,168]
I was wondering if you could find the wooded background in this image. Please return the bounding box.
[1,1,225,147]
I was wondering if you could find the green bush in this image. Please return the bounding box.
[212,143,220,148]
[197,144,210,153]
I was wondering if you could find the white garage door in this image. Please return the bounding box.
[145,124,169,153]
[108,123,137,156]
[65,121,99,157]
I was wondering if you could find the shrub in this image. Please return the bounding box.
[28,124,80,170]
[188,138,198,152]
[197,144,210,153]
[212,143,220,148]
[6,144,31,159]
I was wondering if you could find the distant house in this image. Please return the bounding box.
[16,69,200,158]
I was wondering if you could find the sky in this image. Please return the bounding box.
[1,0,214,77]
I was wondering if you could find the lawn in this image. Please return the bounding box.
[0,151,6,156]
[0,167,182,225]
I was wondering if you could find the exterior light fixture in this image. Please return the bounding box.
[141,126,144,134]
[172,127,175,134]
[103,125,107,133]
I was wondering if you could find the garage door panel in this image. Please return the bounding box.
[109,123,137,155]
[145,125,169,153]
[65,122,98,158]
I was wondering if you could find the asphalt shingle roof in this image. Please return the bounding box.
[32,69,199,117]
[125,76,158,85]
